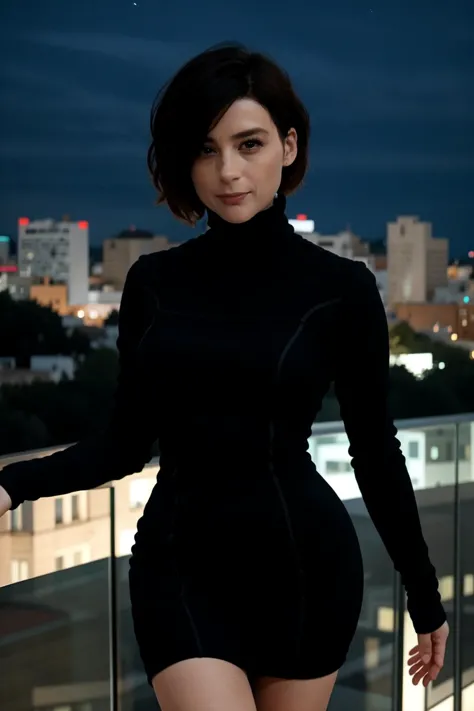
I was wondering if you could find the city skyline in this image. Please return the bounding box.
[1,0,473,257]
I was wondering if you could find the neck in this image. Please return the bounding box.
[205,192,293,250]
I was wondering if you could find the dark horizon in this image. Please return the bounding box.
[1,0,472,259]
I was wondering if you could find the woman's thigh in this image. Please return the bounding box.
[151,657,258,711]
[253,671,338,711]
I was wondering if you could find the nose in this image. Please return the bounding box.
[218,150,241,184]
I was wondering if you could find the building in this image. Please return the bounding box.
[0,270,31,300]
[102,227,175,290]
[0,234,10,265]
[18,216,89,305]
[0,450,162,587]
[387,216,448,307]
[395,301,474,342]
[289,215,374,268]
[30,278,68,314]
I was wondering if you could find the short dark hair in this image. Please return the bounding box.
[147,43,310,224]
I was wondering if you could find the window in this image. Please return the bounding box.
[71,494,80,521]
[10,506,23,531]
[364,637,380,670]
[11,560,29,583]
[430,446,439,461]
[55,555,65,571]
[464,574,474,596]
[55,497,64,524]
[408,441,419,458]
[377,606,395,632]
[73,550,83,566]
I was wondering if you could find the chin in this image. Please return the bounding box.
[218,204,259,224]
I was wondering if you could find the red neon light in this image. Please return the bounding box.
[78,221,89,229]
[296,214,307,221]
[469,251,474,259]
[0,265,17,273]
[18,217,29,226]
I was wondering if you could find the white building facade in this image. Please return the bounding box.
[18,217,89,305]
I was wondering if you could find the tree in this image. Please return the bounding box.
[0,292,90,365]
[75,348,119,388]
[0,404,49,455]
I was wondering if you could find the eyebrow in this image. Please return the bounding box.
[205,127,269,142]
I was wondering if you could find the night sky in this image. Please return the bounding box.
[1,0,473,257]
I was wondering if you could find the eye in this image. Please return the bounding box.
[201,145,215,156]
[241,139,263,151]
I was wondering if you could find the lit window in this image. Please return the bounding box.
[408,441,419,458]
[11,560,29,583]
[365,637,380,669]
[55,556,65,571]
[377,606,395,632]
[73,550,83,567]
[430,446,439,461]
[464,574,474,596]
[439,576,454,602]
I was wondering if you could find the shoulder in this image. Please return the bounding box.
[296,237,376,291]
[129,240,193,282]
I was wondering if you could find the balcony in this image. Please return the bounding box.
[0,414,473,711]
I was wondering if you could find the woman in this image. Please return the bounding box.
[0,44,449,711]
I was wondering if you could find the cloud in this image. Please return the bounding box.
[311,147,474,173]
[8,28,473,127]
[23,30,197,73]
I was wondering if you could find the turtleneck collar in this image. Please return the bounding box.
[203,192,295,258]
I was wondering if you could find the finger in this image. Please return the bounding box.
[409,661,424,676]
[434,651,445,668]
[408,654,422,667]
[433,639,446,668]
[430,664,441,681]
[409,645,419,655]
[413,667,428,686]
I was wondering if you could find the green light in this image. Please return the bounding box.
[0,236,9,242]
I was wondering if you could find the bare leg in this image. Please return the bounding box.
[151,657,258,711]
[253,671,338,711]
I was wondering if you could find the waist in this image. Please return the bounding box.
[159,442,313,484]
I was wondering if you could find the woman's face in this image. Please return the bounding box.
[191,98,297,224]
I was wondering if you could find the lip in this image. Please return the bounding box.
[217,192,250,205]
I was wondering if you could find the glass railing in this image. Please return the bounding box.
[1,413,473,711]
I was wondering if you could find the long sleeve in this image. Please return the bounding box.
[0,257,159,510]
[334,261,446,634]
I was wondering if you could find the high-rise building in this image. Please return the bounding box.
[388,216,448,307]
[17,217,89,305]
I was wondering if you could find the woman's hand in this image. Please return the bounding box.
[0,485,12,517]
[408,621,449,686]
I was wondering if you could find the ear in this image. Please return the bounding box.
[283,128,298,167]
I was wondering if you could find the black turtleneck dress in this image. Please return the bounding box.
[0,195,446,684]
